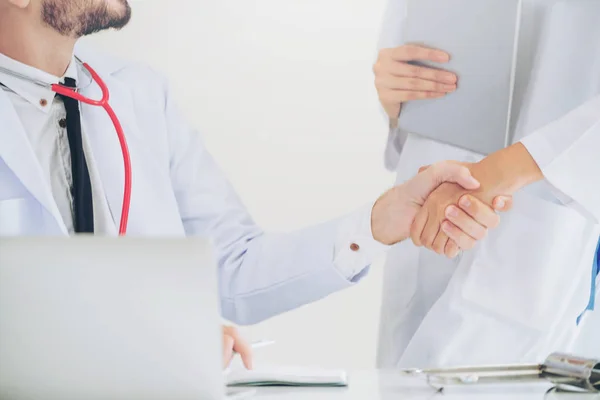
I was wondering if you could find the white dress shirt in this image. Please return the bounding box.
[0,51,387,280]
[0,53,116,235]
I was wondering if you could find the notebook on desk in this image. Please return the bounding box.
[397,0,523,155]
[225,364,348,387]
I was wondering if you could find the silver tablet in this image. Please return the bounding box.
[398,0,523,155]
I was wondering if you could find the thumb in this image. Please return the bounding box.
[429,162,480,190]
[493,195,513,212]
[403,161,480,205]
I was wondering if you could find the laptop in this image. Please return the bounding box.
[0,236,248,400]
[397,0,522,155]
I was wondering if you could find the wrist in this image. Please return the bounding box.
[470,143,543,199]
[370,187,409,246]
[371,193,394,245]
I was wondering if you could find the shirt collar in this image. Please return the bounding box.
[0,52,79,113]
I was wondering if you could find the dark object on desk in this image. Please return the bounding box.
[401,353,600,393]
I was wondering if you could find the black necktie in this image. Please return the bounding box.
[57,78,94,233]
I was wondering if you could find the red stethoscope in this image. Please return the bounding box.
[0,57,132,235]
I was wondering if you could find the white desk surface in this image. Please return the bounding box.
[248,370,599,400]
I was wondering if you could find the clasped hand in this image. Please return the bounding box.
[372,161,510,257]
[410,163,508,258]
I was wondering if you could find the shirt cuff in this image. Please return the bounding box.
[333,201,391,281]
[519,135,574,206]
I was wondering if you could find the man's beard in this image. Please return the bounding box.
[42,0,132,38]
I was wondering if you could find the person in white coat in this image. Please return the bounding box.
[0,0,512,369]
[374,0,600,368]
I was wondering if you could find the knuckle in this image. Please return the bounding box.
[423,81,435,91]
[408,65,421,77]
[408,78,420,90]
[406,91,419,100]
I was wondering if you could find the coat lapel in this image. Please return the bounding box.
[0,90,67,234]
[74,43,187,236]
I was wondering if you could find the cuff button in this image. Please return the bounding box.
[350,243,360,252]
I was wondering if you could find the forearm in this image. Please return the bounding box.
[219,220,354,325]
[469,142,544,203]
[219,204,387,325]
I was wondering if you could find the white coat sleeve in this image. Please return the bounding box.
[376,0,410,171]
[160,78,389,325]
[520,95,600,223]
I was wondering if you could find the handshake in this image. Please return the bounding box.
[221,158,514,369]
[370,158,514,258]
[221,142,542,368]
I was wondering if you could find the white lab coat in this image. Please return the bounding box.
[376,0,600,368]
[0,44,374,326]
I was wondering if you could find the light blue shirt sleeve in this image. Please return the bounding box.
[160,76,389,325]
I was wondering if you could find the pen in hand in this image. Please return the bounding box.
[246,339,275,351]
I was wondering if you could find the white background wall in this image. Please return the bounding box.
[84,0,393,369]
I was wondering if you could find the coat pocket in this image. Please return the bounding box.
[459,191,594,332]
